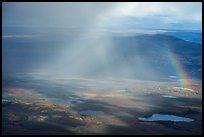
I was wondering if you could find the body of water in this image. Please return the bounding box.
[138,114,194,122]
[79,110,104,116]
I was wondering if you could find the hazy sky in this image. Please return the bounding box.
[2,2,202,30]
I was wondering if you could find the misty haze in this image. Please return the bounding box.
[2,2,202,135]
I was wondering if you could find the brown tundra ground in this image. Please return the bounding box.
[2,75,202,135]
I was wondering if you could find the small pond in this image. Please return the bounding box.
[2,96,16,101]
[162,95,177,98]
[79,110,104,116]
[138,114,194,122]
[76,125,87,129]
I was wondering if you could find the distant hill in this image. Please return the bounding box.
[164,31,202,44]
[2,32,202,80]
[108,34,202,80]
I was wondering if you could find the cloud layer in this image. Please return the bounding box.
[3,2,202,30]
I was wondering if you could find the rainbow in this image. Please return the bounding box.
[167,49,193,90]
